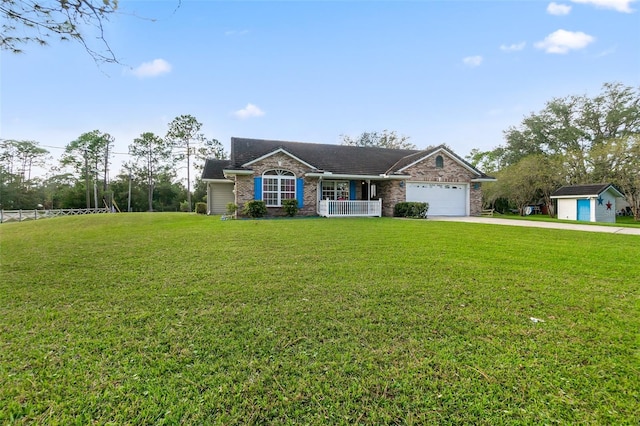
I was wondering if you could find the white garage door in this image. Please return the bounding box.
[406,182,467,216]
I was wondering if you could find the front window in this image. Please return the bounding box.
[322,181,350,200]
[263,169,295,206]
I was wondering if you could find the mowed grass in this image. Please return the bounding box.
[1,214,638,424]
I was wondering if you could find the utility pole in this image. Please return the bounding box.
[186,143,191,212]
[84,149,90,209]
[148,146,153,212]
[103,139,109,192]
[127,171,132,212]
[104,139,110,211]
[93,170,98,210]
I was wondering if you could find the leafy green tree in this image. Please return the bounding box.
[592,135,640,220]
[1,0,120,62]
[192,137,226,204]
[165,114,207,212]
[0,139,49,184]
[128,132,172,211]
[60,130,114,208]
[491,161,537,216]
[472,82,639,215]
[109,172,143,212]
[340,130,416,150]
[466,147,508,175]
[194,137,227,172]
[153,172,187,212]
[41,173,81,209]
[192,178,207,205]
[474,83,639,181]
[0,139,50,209]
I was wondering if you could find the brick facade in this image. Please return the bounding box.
[230,149,485,217]
[408,152,482,216]
[234,152,318,217]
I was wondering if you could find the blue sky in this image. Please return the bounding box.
[1,0,639,176]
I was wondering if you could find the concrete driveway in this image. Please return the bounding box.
[429,216,640,235]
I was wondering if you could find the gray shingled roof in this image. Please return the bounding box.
[229,137,421,175]
[551,183,622,197]
[201,159,232,180]
[202,137,492,180]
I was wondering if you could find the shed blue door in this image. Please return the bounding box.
[577,199,590,221]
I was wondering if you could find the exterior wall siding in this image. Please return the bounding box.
[595,190,617,223]
[207,182,235,215]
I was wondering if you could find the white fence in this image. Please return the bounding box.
[318,199,382,218]
[0,208,110,224]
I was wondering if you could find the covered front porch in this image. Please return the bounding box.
[318,199,382,217]
[307,172,404,217]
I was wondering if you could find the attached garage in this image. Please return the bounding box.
[406,182,468,216]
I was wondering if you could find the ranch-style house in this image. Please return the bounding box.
[202,137,495,218]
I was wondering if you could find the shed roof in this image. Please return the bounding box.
[551,183,624,198]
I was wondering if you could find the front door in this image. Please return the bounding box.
[361,181,368,200]
[359,181,378,200]
[577,199,590,221]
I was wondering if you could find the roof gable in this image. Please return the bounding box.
[551,183,624,198]
[390,145,488,177]
[242,148,318,170]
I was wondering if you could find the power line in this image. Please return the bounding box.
[39,144,129,155]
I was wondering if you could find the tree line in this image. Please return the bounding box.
[3,83,638,219]
[468,82,640,220]
[0,114,226,212]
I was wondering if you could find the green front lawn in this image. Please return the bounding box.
[496,211,640,227]
[1,214,638,424]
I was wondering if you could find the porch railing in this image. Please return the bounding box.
[318,199,382,217]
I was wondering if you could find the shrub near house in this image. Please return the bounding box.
[394,202,429,218]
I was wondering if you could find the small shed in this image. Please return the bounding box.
[551,183,624,223]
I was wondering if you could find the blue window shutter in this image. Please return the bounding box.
[349,180,356,200]
[254,177,262,200]
[296,178,304,208]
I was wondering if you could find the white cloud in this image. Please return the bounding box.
[534,29,595,53]
[129,59,172,78]
[500,42,526,52]
[547,2,573,15]
[462,55,483,67]
[233,103,265,119]
[570,0,635,13]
